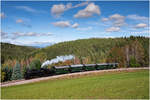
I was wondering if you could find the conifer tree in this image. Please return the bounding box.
[11,62,23,80]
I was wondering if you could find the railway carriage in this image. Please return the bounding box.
[52,66,70,74]
[84,64,96,71]
[96,63,107,70]
[96,63,118,70]
[110,63,118,69]
[70,64,84,72]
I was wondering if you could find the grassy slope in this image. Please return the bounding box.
[1,69,149,99]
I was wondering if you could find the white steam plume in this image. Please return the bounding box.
[41,55,75,67]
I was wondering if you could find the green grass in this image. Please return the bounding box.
[1,69,149,99]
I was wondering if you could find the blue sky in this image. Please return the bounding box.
[1,1,149,46]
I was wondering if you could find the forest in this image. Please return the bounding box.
[1,43,37,64]
[1,36,149,82]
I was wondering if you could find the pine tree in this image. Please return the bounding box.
[11,62,23,80]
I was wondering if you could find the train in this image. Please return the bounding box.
[24,63,118,79]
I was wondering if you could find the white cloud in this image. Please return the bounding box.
[72,23,79,28]
[1,31,9,39]
[15,6,45,13]
[113,19,126,27]
[51,4,66,17]
[12,32,52,39]
[109,14,126,27]
[106,27,120,32]
[52,21,71,28]
[29,41,53,45]
[101,14,126,32]
[128,30,149,34]
[135,23,147,28]
[51,2,89,17]
[15,6,37,13]
[109,14,125,20]
[74,10,92,18]
[7,40,55,46]
[77,26,92,31]
[74,3,100,18]
[52,21,79,28]
[66,3,72,9]
[101,18,109,22]
[101,14,126,28]
[16,19,32,28]
[0,12,5,18]
[14,32,37,37]
[127,14,148,21]
[73,2,89,8]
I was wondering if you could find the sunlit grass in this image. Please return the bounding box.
[1,69,149,99]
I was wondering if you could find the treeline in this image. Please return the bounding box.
[1,36,149,82]
[29,36,149,67]
[1,36,149,67]
[1,43,37,64]
[1,59,42,82]
[106,36,149,67]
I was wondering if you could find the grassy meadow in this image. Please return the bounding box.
[1,69,149,99]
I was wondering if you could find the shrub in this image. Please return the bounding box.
[1,72,5,82]
[11,62,23,80]
[129,56,140,67]
[30,59,41,70]
[1,66,13,82]
[23,65,30,79]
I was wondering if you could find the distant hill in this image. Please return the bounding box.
[29,36,149,67]
[23,42,55,48]
[1,42,37,64]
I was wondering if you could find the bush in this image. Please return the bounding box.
[1,72,5,82]
[11,62,23,80]
[30,59,41,70]
[1,66,13,82]
[23,65,30,79]
[129,56,140,67]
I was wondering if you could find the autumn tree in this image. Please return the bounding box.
[129,40,145,67]
[106,47,126,67]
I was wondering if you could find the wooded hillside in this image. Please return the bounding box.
[1,43,37,64]
[29,36,149,67]
[1,36,149,67]
[1,36,149,82]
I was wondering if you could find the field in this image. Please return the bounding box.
[1,69,149,99]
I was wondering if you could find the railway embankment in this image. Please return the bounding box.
[1,67,149,87]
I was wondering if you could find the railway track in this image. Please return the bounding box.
[1,67,149,87]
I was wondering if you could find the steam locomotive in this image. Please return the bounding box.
[24,63,118,79]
